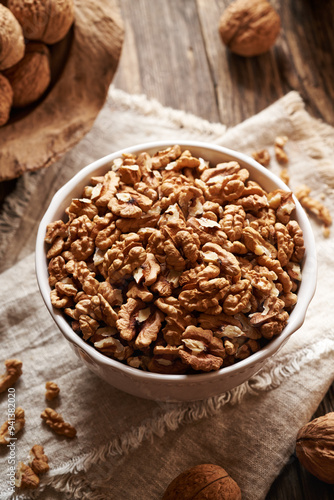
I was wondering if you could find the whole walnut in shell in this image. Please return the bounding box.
[296,412,334,484]
[219,0,281,57]
[0,73,13,126]
[8,0,74,44]
[162,464,242,500]
[4,42,51,108]
[0,4,24,70]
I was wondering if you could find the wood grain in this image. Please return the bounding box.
[114,0,334,127]
[0,0,333,498]
[114,0,220,122]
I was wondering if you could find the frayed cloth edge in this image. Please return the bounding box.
[107,86,227,136]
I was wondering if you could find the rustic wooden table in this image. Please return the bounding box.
[0,0,333,498]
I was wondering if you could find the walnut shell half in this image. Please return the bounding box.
[219,0,281,57]
[8,0,74,44]
[0,4,25,70]
[4,42,51,108]
[296,412,334,484]
[162,463,241,500]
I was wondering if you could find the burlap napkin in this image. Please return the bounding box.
[0,88,333,500]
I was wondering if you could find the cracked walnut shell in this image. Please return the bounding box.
[8,0,75,44]
[163,463,241,500]
[296,412,334,484]
[219,0,281,57]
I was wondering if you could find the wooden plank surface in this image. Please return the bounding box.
[114,0,334,127]
[0,0,333,498]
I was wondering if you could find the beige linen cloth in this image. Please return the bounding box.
[0,88,334,500]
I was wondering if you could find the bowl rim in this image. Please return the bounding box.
[35,140,317,384]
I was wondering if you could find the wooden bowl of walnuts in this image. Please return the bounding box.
[0,0,124,181]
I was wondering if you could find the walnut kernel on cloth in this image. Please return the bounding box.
[252,149,270,167]
[29,445,49,475]
[275,136,289,164]
[16,445,49,490]
[41,408,76,438]
[295,184,332,234]
[0,407,25,444]
[0,358,22,393]
[45,145,306,374]
[15,462,39,489]
[45,381,60,401]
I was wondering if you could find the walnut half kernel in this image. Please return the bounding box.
[0,407,25,445]
[45,381,60,401]
[41,408,76,438]
[45,145,305,374]
[16,445,49,490]
[0,358,22,393]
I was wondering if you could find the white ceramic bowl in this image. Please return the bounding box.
[35,141,317,402]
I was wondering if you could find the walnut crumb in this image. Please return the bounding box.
[251,149,270,167]
[295,185,332,229]
[323,225,330,238]
[280,168,290,186]
[275,136,289,164]
[45,381,60,401]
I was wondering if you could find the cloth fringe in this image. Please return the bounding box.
[281,91,334,188]
[108,86,227,137]
[12,332,334,500]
